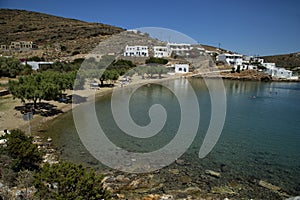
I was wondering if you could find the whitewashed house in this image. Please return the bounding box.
[267,67,293,79]
[153,46,170,58]
[174,63,189,73]
[264,65,293,79]
[217,53,243,69]
[167,43,191,56]
[123,45,149,57]
[21,61,53,70]
[262,62,276,69]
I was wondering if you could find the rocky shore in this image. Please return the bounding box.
[100,157,292,199]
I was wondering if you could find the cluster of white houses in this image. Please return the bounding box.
[216,53,297,79]
[123,43,298,78]
[123,43,192,73]
[123,43,193,58]
[0,41,38,51]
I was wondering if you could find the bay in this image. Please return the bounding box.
[43,78,300,195]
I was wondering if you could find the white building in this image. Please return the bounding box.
[123,45,149,57]
[262,62,276,69]
[263,63,293,79]
[217,53,243,69]
[153,46,170,58]
[252,57,264,64]
[266,67,293,79]
[21,61,53,70]
[167,43,192,56]
[174,63,189,73]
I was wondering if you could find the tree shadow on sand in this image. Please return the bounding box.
[14,94,87,117]
[15,102,63,117]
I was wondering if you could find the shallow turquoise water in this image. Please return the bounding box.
[43,79,300,194]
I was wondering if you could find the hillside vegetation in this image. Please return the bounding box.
[0,9,124,59]
[263,52,300,70]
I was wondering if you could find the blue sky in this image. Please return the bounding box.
[1,0,299,56]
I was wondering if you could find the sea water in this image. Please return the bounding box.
[43,79,300,194]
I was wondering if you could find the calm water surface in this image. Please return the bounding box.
[43,79,300,194]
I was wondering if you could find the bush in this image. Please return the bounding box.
[34,161,111,199]
[145,57,168,65]
[27,56,45,62]
[112,59,135,68]
[0,129,42,171]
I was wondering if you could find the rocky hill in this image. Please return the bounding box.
[0,9,124,59]
[0,9,211,65]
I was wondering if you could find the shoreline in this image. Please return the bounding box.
[1,72,298,135]
[1,71,298,136]
[0,73,182,135]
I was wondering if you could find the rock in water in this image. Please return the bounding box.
[258,180,281,192]
[205,170,221,178]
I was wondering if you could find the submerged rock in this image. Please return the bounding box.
[205,170,221,178]
[258,180,281,192]
[211,185,235,195]
[258,180,290,198]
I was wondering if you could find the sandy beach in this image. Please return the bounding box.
[0,73,183,134]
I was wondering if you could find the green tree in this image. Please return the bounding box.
[99,69,119,86]
[0,129,42,171]
[126,69,135,77]
[0,57,23,77]
[155,66,169,78]
[135,66,147,79]
[9,71,76,108]
[9,73,60,108]
[34,161,110,200]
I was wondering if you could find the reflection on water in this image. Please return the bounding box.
[43,79,300,194]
